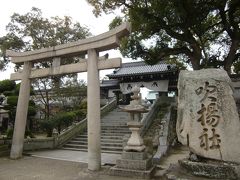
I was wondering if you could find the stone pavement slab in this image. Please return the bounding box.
[0,156,135,180]
[26,149,121,165]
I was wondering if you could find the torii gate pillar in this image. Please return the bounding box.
[10,62,32,159]
[87,49,101,170]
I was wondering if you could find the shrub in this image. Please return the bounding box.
[29,100,35,106]
[0,80,16,93]
[7,96,18,106]
[6,128,14,138]
[53,112,77,132]
[40,119,55,137]
[25,130,35,138]
[72,109,87,121]
[28,106,37,117]
[3,90,14,96]
[79,101,87,109]
[157,103,170,119]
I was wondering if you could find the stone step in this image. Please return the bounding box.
[101,123,128,126]
[101,130,130,134]
[101,120,128,123]
[101,126,129,130]
[61,107,133,155]
[61,147,122,154]
[103,117,128,120]
[101,132,129,136]
[0,150,9,157]
[101,135,124,140]
[63,144,123,151]
[101,123,127,126]
[68,140,123,147]
[108,110,128,113]
[0,145,9,151]
[77,135,123,140]
[102,116,128,118]
[78,129,129,133]
[73,137,123,143]
[101,125,128,128]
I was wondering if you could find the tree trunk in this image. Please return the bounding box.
[190,43,202,70]
[224,39,239,75]
[45,91,50,119]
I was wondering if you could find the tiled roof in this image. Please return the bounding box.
[107,61,177,78]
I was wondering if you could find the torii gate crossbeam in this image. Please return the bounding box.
[6,22,131,171]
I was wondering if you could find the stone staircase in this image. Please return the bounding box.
[62,108,131,154]
[0,144,9,157]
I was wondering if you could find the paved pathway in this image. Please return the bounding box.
[26,149,121,165]
[0,156,134,180]
[1,145,207,180]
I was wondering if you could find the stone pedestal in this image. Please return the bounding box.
[179,158,240,179]
[110,151,155,179]
[124,121,145,152]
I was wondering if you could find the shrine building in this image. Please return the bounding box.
[100,60,179,104]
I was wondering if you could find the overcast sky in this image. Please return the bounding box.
[0,0,133,81]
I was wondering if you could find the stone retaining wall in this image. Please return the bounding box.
[153,97,177,163]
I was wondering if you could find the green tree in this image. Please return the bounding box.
[0,7,91,118]
[0,7,91,70]
[0,80,16,93]
[88,0,240,74]
[0,80,37,133]
[52,78,87,111]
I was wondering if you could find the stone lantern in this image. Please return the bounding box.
[121,86,148,152]
[110,86,155,179]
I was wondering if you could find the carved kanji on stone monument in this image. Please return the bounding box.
[195,81,221,151]
[177,69,240,164]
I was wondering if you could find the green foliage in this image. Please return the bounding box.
[109,16,123,30]
[79,101,87,109]
[40,111,78,136]
[6,128,35,139]
[0,80,16,93]
[3,90,14,96]
[7,96,18,106]
[233,60,240,74]
[13,83,34,96]
[13,83,20,95]
[53,111,76,129]
[166,58,187,70]
[72,109,87,121]
[28,106,37,117]
[88,0,240,73]
[40,119,55,137]
[0,34,24,70]
[157,103,170,120]
[6,128,13,138]
[25,130,35,138]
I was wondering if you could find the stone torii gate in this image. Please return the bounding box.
[6,23,130,171]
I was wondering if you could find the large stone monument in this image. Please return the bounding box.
[110,86,155,179]
[177,69,240,179]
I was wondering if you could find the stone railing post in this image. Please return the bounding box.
[52,128,59,148]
